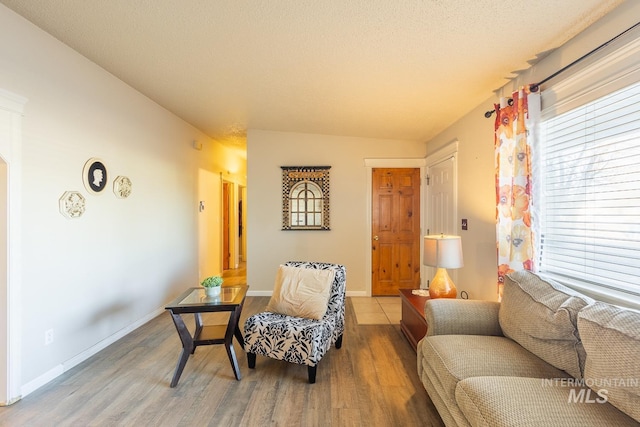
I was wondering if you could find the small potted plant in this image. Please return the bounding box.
[201,275,223,297]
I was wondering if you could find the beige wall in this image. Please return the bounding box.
[0,4,245,395]
[425,0,640,301]
[246,129,426,294]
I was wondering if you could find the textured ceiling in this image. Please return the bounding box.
[0,1,624,149]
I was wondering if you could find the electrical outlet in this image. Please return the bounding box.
[45,329,54,346]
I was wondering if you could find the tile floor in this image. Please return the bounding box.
[350,296,402,325]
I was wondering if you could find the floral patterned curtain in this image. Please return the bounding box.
[494,86,539,299]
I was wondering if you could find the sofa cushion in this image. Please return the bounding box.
[456,376,638,427]
[578,302,640,422]
[417,348,470,427]
[418,334,570,425]
[425,299,502,337]
[499,271,593,378]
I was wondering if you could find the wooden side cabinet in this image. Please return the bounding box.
[399,288,430,351]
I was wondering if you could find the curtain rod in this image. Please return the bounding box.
[484,21,640,118]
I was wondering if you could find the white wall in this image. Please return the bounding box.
[0,5,244,395]
[246,129,425,294]
[198,169,222,279]
[424,0,640,302]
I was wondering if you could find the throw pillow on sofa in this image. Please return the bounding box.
[499,271,594,379]
[578,301,640,422]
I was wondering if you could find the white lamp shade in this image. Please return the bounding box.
[423,235,464,269]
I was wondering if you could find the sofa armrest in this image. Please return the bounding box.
[425,299,503,337]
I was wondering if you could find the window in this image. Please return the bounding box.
[536,80,640,308]
[290,181,323,228]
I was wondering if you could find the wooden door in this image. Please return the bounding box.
[222,182,230,270]
[372,168,421,295]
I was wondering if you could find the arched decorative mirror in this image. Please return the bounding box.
[281,166,330,230]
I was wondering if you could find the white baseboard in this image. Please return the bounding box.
[346,290,369,297]
[247,290,272,297]
[0,395,22,406]
[21,307,164,398]
[20,365,64,398]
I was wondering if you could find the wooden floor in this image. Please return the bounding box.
[0,291,444,426]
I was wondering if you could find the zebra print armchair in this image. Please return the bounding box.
[243,261,346,383]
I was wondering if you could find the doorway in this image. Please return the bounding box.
[371,168,421,296]
[365,158,426,297]
[238,185,246,263]
[424,141,459,288]
[0,89,27,406]
[198,174,245,279]
[0,157,8,405]
[222,179,245,272]
[222,181,230,271]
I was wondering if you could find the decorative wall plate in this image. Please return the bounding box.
[113,175,132,198]
[59,191,86,219]
[83,158,107,194]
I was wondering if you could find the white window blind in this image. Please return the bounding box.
[537,80,640,306]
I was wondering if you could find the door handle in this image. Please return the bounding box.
[373,235,379,241]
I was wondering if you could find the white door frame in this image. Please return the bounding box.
[364,158,426,297]
[0,88,27,406]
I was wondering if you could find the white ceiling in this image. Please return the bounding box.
[0,1,624,149]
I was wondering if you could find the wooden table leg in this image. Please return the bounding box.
[225,307,243,380]
[168,311,194,387]
[234,301,246,349]
[225,342,241,381]
[234,325,245,349]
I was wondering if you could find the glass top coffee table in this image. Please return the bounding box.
[165,285,248,387]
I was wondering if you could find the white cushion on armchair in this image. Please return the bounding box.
[265,264,335,320]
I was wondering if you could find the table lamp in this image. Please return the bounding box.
[423,234,463,299]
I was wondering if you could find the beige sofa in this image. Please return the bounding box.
[417,270,640,426]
